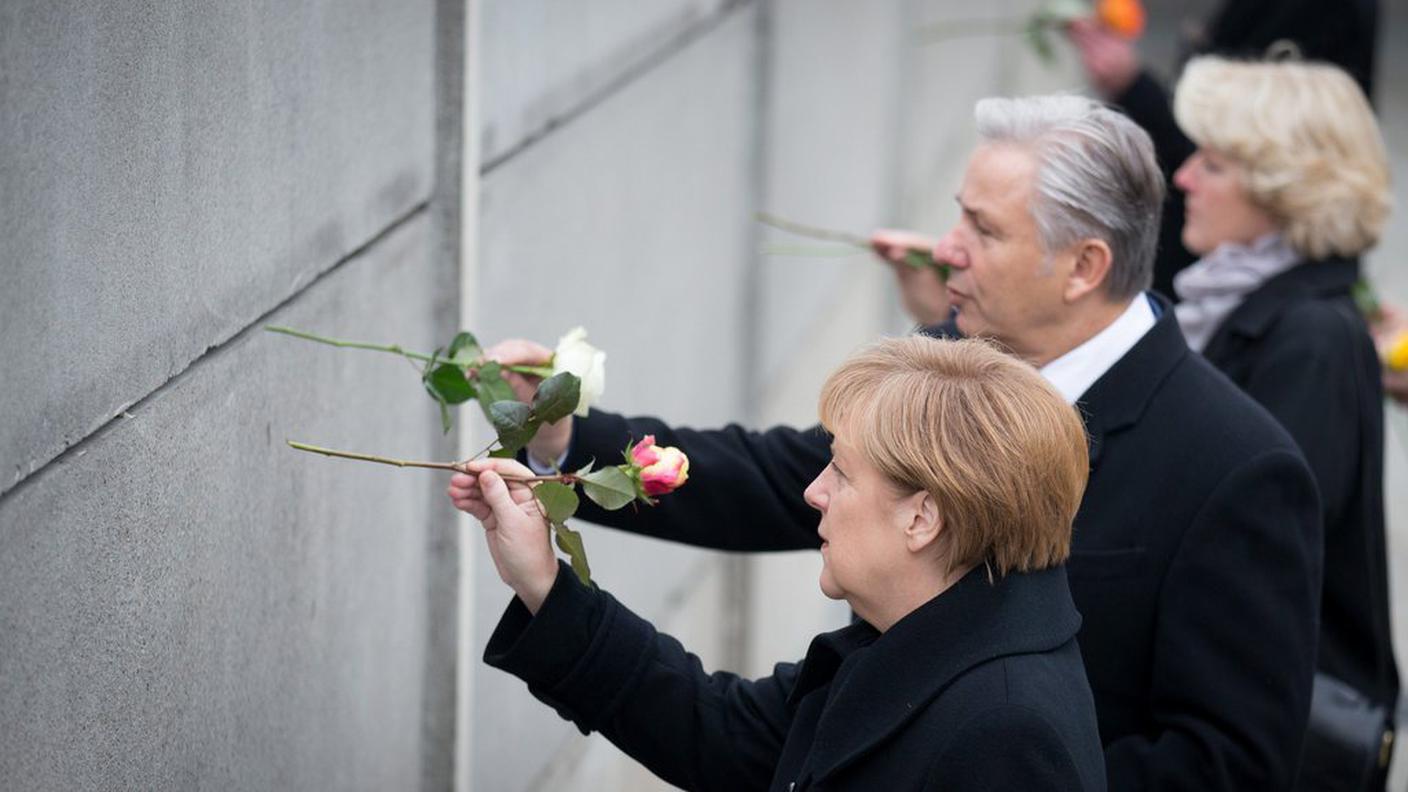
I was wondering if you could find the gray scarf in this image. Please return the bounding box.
[1174,234,1301,352]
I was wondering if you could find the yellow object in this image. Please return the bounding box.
[1387,332,1408,372]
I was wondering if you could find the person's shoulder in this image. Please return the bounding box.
[925,693,1101,790]
[1149,350,1301,456]
[929,641,1095,734]
[1263,294,1369,357]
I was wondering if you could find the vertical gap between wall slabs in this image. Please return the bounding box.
[728,0,776,675]
[433,0,481,790]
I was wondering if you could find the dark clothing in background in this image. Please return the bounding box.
[1201,257,1399,713]
[1113,0,1380,298]
[485,562,1107,791]
[560,297,1324,790]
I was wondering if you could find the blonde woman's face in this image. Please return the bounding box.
[1173,148,1279,255]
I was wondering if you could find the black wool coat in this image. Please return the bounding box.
[485,562,1106,791]
[1200,258,1398,709]
[558,295,1323,790]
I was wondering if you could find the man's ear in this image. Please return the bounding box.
[1064,238,1114,302]
[904,491,943,553]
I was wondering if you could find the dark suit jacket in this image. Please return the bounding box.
[1113,0,1380,298]
[560,295,1323,790]
[1201,258,1398,708]
[485,561,1106,791]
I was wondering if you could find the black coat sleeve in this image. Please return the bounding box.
[1103,449,1323,790]
[557,409,830,551]
[928,706,1095,791]
[485,563,795,791]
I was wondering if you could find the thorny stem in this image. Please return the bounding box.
[756,212,949,279]
[286,440,580,484]
[266,326,437,364]
[287,441,467,472]
[756,212,870,249]
[264,325,551,376]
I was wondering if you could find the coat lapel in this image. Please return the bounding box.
[1076,293,1190,468]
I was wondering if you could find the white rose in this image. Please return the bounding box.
[552,327,606,417]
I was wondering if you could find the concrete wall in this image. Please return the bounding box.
[0,1,456,789]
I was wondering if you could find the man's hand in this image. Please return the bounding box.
[871,229,950,326]
[448,459,559,612]
[1067,18,1141,99]
[482,339,574,465]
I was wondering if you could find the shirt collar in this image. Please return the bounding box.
[1039,293,1157,404]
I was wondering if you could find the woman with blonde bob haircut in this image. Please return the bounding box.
[450,336,1106,790]
[1170,55,1398,788]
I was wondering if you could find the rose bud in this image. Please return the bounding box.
[629,435,691,497]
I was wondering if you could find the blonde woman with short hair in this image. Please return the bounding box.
[449,337,1107,790]
[1170,55,1397,788]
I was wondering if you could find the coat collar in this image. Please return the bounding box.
[1074,292,1189,467]
[926,295,1188,468]
[788,565,1081,783]
[1201,257,1359,356]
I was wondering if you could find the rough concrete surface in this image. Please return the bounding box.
[478,0,732,166]
[0,0,436,496]
[0,216,456,791]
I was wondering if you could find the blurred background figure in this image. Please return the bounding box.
[1067,0,1380,299]
[1169,55,1396,790]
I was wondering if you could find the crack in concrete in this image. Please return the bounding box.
[0,199,431,506]
[479,0,754,177]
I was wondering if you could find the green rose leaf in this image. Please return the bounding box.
[532,372,581,425]
[488,400,540,453]
[448,331,482,366]
[489,446,517,459]
[533,481,580,525]
[437,400,453,434]
[425,363,476,405]
[901,248,931,270]
[476,362,518,422]
[579,465,637,511]
[553,523,592,585]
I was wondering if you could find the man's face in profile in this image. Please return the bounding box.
[938,144,1074,361]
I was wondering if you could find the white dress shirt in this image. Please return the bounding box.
[1039,293,1157,405]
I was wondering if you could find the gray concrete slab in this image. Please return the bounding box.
[478,0,732,166]
[0,215,456,791]
[470,7,758,789]
[0,0,436,496]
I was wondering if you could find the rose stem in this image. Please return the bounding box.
[264,325,549,376]
[755,212,870,248]
[286,440,579,483]
[287,440,463,471]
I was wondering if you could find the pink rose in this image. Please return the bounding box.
[629,435,690,497]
